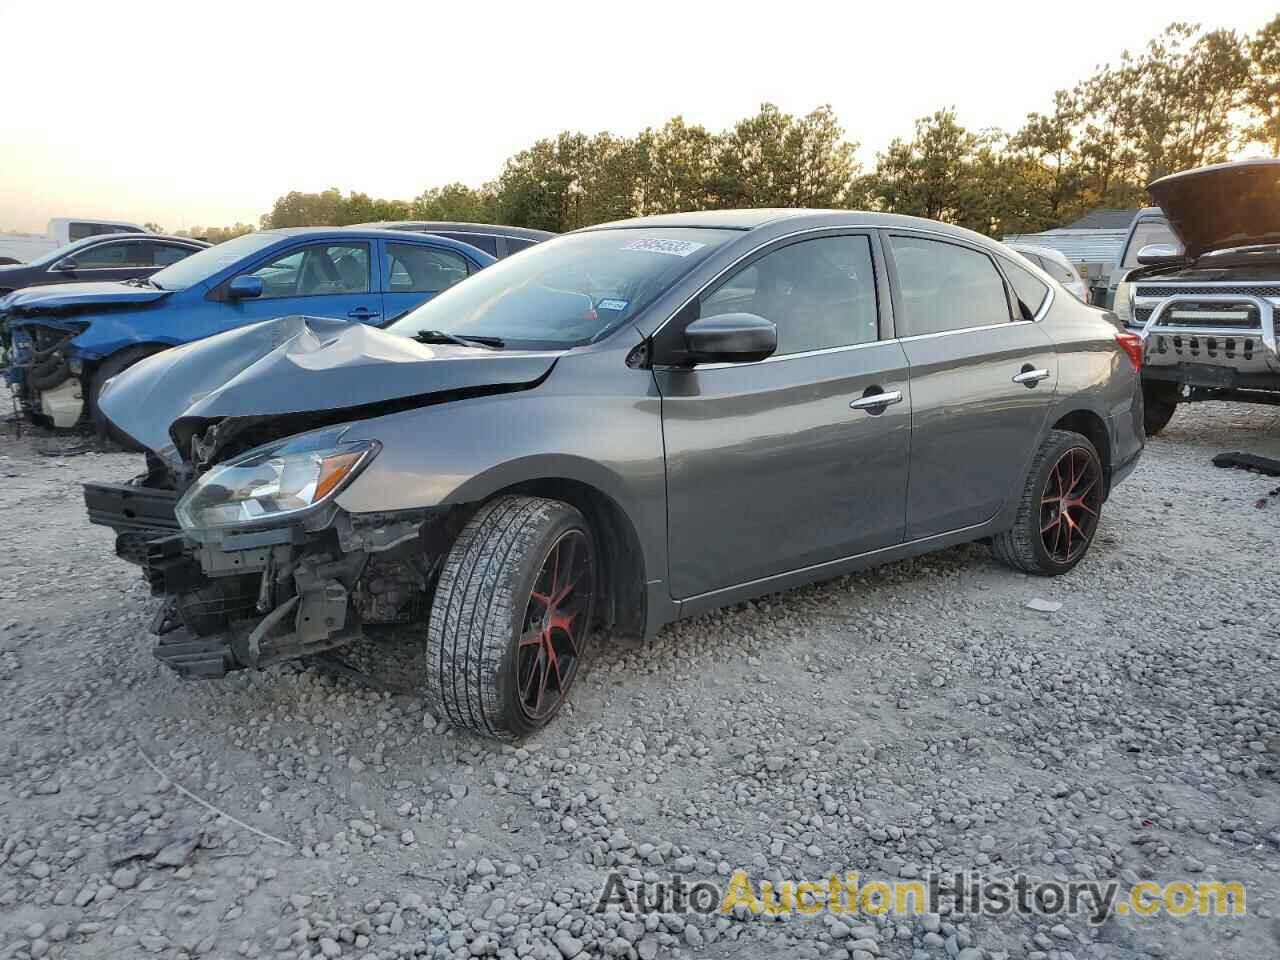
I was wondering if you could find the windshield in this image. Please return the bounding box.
[386,227,737,348]
[148,231,281,291]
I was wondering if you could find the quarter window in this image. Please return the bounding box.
[385,243,470,293]
[76,241,150,268]
[1001,258,1050,319]
[890,235,1012,336]
[699,235,879,355]
[248,242,370,298]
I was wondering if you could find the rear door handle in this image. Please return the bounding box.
[347,306,379,321]
[849,389,903,412]
[1012,367,1050,386]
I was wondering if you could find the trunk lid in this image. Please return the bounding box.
[1148,159,1280,260]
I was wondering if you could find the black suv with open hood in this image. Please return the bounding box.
[1112,159,1280,434]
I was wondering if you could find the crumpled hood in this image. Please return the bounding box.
[1,280,170,314]
[1148,159,1280,260]
[98,315,561,461]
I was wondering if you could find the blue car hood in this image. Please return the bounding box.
[2,281,170,315]
[97,315,561,463]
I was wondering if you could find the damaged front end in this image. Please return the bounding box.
[87,421,466,678]
[80,314,559,679]
[2,318,87,427]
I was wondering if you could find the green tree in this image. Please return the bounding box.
[713,104,861,208]
[1245,15,1280,154]
[411,182,494,222]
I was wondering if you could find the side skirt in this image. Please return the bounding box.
[670,516,1009,623]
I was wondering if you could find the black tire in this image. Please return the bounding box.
[425,495,597,739]
[992,429,1104,576]
[88,346,165,450]
[1141,379,1179,436]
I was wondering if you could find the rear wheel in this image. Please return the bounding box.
[993,429,1104,576]
[1142,379,1179,436]
[424,495,597,739]
[88,346,165,450]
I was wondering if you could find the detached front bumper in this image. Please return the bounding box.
[84,479,441,678]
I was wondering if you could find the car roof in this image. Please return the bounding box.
[253,226,496,259]
[66,232,209,249]
[351,221,556,240]
[581,209,1013,251]
[1009,243,1071,263]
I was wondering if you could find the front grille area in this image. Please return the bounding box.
[1134,301,1262,330]
[1136,285,1280,298]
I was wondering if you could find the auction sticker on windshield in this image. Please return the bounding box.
[623,237,706,257]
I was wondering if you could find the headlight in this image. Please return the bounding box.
[1113,280,1132,324]
[175,428,379,531]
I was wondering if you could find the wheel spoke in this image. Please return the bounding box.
[516,528,595,722]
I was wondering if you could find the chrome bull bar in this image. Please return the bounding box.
[1139,294,1279,372]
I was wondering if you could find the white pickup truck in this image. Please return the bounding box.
[0,218,145,264]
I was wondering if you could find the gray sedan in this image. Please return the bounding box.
[87,210,1145,739]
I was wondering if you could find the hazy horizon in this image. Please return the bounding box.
[2,0,1275,234]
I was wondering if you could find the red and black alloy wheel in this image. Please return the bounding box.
[1039,447,1102,564]
[517,529,595,723]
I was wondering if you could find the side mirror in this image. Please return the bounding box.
[1136,243,1184,266]
[227,275,264,300]
[683,313,777,365]
[54,257,78,272]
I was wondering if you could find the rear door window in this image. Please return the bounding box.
[385,243,470,293]
[150,243,198,267]
[890,235,1013,336]
[439,233,498,256]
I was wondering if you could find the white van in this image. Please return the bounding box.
[0,218,144,264]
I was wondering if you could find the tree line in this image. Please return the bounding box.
[184,18,1279,242]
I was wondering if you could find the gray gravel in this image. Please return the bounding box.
[1,400,1278,960]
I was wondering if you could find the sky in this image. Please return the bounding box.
[0,0,1275,234]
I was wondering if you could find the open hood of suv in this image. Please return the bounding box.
[98,315,561,462]
[1148,159,1280,260]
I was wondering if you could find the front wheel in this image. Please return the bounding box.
[1142,379,1179,436]
[88,346,166,450]
[424,496,597,739]
[992,430,1104,576]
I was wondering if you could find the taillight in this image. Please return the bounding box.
[1115,331,1143,371]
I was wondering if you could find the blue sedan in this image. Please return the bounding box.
[1,227,494,434]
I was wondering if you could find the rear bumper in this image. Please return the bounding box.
[1106,386,1144,495]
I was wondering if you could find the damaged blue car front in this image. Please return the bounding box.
[0,227,494,436]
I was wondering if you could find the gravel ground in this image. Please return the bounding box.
[0,401,1278,960]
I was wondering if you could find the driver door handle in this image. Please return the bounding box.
[1012,367,1051,386]
[849,390,903,411]
[347,306,379,321]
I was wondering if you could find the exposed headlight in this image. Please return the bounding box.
[1113,280,1132,324]
[175,428,379,531]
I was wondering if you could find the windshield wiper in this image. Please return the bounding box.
[122,277,155,288]
[413,329,505,349]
